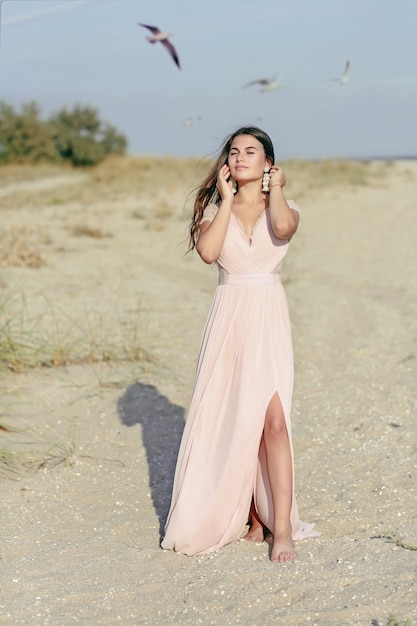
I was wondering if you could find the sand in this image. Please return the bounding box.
[1,161,416,626]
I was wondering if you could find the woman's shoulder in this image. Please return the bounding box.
[201,203,220,224]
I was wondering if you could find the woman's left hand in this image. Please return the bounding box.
[269,166,286,189]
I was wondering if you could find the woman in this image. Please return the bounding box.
[161,126,318,563]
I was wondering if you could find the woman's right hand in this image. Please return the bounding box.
[217,164,235,201]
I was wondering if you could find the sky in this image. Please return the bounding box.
[1,0,417,159]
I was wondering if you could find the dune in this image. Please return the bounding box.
[1,158,416,626]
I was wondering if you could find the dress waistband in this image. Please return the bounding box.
[218,273,281,285]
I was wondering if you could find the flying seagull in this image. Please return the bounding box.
[243,76,284,92]
[330,60,350,85]
[138,23,181,69]
[183,116,202,127]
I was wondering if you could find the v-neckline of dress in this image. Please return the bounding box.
[231,207,268,241]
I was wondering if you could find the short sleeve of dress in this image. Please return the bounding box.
[287,199,300,214]
[200,203,219,225]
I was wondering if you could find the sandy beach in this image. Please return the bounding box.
[1,158,416,625]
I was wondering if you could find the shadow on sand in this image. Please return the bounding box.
[117,382,185,540]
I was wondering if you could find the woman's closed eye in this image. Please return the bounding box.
[230,150,256,156]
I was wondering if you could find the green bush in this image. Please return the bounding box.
[0,100,127,167]
[0,101,56,164]
[49,104,126,166]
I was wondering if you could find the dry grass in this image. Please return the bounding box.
[282,158,387,199]
[87,155,386,208]
[0,285,147,480]
[0,423,77,480]
[0,419,127,480]
[0,155,393,215]
[376,530,417,552]
[0,185,82,210]
[0,290,151,372]
[386,616,412,626]
[0,162,72,185]
[89,154,208,193]
[0,156,398,244]
[68,224,111,239]
[0,225,50,268]
[1,155,409,238]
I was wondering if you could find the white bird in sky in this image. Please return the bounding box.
[138,23,181,69]
[243,76,284,92]
[182,116,202,127]
[330,59,350,85]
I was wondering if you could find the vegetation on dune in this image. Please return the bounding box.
[0,290,150,373]
[386,616,412,626]
[0,153,392,214]
[284,157,381,190]
[0,286,150,478]
[0,100,126,167]
[0,153,405,375]
[87,154,385,197]
[0,152,399,243]
[0,225,49,268]
[0,422,77,480]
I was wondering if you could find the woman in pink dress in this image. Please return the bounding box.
[162,126,318,563]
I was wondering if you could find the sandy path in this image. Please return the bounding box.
[0,174,88,198]
[1,164,416,625]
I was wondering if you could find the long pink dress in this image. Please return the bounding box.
[162,201,318,555]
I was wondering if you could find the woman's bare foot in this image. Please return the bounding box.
[243,520,264,543]
[243,498,265,543]
[270,528,297,563]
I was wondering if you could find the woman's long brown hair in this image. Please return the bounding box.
[188,126,275,251]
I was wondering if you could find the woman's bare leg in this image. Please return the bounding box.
[263,393,297,563]
[243,498,264,542]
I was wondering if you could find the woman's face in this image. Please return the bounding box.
[227,134,270,183]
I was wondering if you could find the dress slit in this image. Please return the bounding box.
[253,389,296,533]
